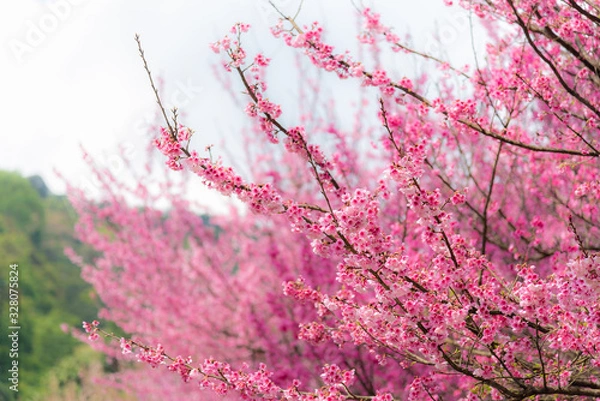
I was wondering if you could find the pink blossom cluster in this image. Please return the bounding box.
[82,320,99,341]
[154,125,193,170]
[210,23,250,70]
[319,364,355,387]
[358,9,400,45]
[138,343,166,369]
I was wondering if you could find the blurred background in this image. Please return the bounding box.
[0,0,483,399]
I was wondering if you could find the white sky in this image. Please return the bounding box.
[0,0,484,212]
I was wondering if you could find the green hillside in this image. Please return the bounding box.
[0,171,126,400]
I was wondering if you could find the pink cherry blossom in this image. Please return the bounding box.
[69,1,600,399]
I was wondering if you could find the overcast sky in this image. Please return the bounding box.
[0,0,484,212]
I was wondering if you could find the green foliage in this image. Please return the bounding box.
[0,171,44,244]
[0,172,105,399]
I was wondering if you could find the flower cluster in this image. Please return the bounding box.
[320,364,355,387]
[138,344,166,369]
[358,8,400,46]
[82,320,99,341]
[210,23,250,70]
[154,125,193,170]
[168,356,194,383]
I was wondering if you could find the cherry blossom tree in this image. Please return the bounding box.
[70,0,600,399]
